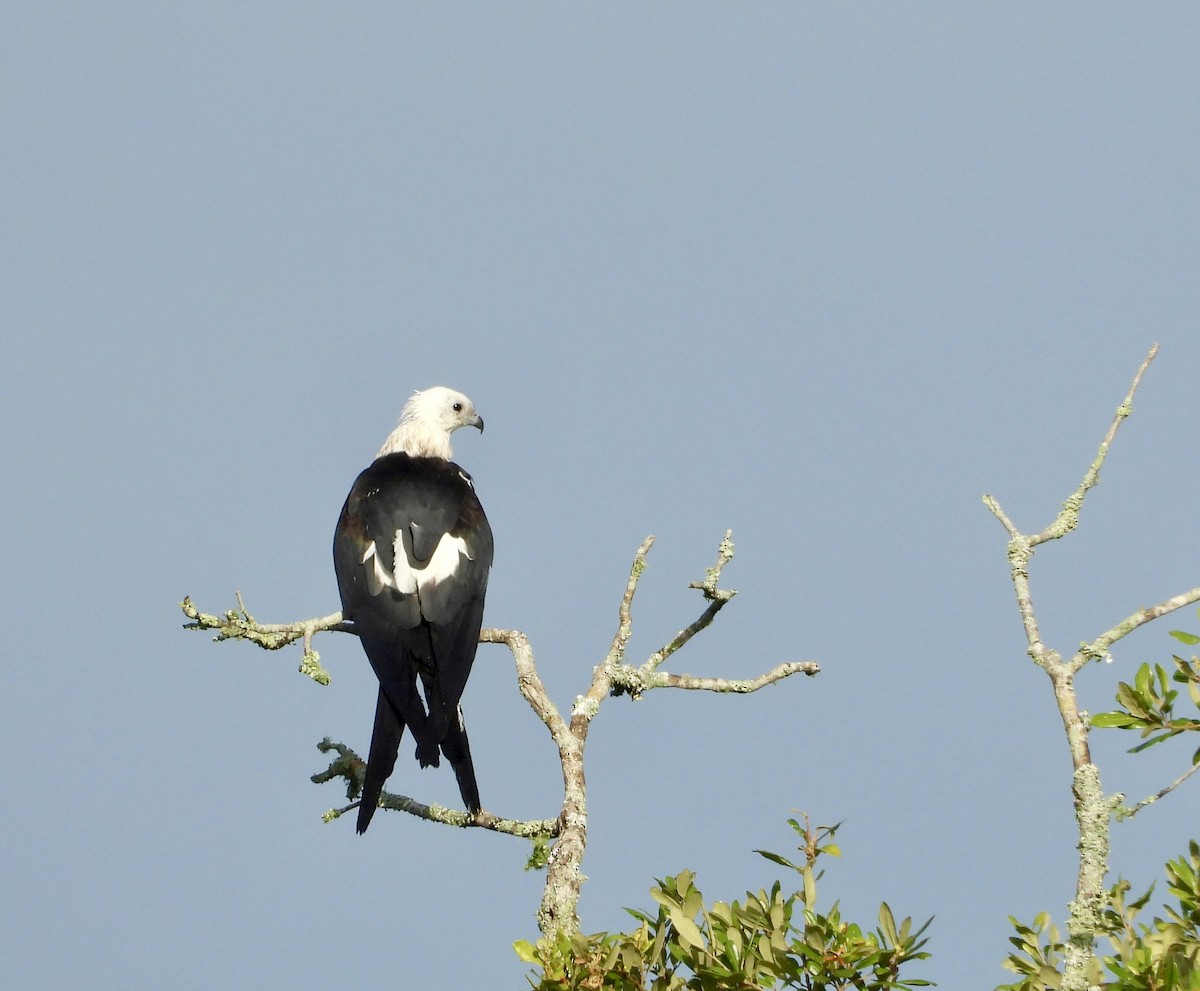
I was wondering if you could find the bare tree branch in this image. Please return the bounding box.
[565,535,657,726]
[610,660,820,696]
[311,739,560,837]
[181,594,349,646]
[1120,759,1200,819]
[1074,588,1200,671]
[181,530,819,941]
[180,594,345,685]
[1030,341,1157,548]
[481,627,575,753]
[982,343,1200,991]
[983,344,1160,679]
[643,529,736,674]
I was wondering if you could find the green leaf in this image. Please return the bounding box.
[1170,630,1200,645]
[649,915,668,967]
[1092,711,1141,728]
[1116,681,1154,719]
[754,849,800,872]
[1129,731,1181,754]
[1135,662,1154,698]
[879,902,899,945]
[513,939,538,963]
[708,900,733,926]
[802,866,817,908]
[670,909,706,951]
[675,869,696,896]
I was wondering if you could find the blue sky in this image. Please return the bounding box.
[5,5,1200,988]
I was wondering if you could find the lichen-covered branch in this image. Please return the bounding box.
[600,532,819,700]
[180,594,345,685]
[1029,341,1157,548]
[311,738,559,837]
[481,627,574,754]
[644,530,736,674]
[982,344,1200,991]
[526,531,820,939]
[480,626,590,936]
[181,530,819,943]
[982,346,1158,678]
[180,595,566,831]
[1062,764,1123,986]
[609,660,820,696]
[569,535,657,728]
[181,593,349,647]
[1074,587,1200,673]
[1120,759,1200,819]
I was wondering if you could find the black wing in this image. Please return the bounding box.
[333,453,492,830]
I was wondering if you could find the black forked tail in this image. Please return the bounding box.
[357,688,405,834]
[440,706,481,814]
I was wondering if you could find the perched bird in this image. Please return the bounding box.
[333,387,493,833]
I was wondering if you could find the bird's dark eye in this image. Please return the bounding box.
[452,402,463,412]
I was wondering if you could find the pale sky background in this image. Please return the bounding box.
[5,5,1200,989]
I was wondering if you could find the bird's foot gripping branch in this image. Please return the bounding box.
[181,528,819,939]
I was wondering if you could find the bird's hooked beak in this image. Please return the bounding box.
[471,414,484,434]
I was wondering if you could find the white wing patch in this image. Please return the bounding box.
[360,532,471,597]
[360,540,393,596]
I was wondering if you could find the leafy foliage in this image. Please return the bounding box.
[517,816,932,990]
[997,842,1200,990]
[1091,653,1200,764]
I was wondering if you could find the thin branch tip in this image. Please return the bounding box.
[611,659,820,696]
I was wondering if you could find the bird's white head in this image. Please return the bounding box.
[377,386,484,460]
